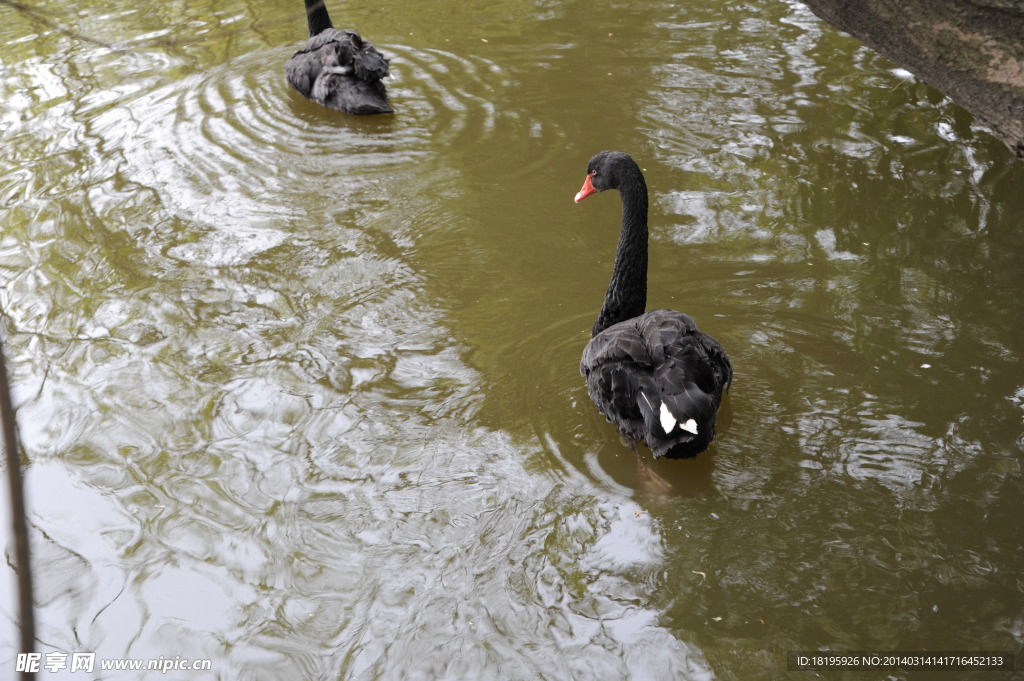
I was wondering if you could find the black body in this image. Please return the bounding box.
[285,0,392,115]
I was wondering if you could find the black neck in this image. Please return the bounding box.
[592,169,648,336]
[304,0,334,36]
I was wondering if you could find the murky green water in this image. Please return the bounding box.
[1,0,1022,679]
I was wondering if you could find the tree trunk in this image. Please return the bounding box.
[800,0,1024,159]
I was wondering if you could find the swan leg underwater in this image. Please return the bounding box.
[285,0,393,115]
[574,151,733,482]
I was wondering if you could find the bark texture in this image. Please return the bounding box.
[800,0,1024,159]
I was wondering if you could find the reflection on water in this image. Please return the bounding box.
[1,0,1022,678]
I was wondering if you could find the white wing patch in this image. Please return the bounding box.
[653,396,699,436]
[659,402,677,433]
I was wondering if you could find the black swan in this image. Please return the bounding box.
[575,151,732,462]
[285,0,392,115]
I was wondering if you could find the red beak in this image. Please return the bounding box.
[574,172,597,203]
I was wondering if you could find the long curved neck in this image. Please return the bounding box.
[304,0,334,36]
[592,169,648,336]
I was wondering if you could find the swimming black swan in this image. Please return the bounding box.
[285,0,392,115]
[575,151,732,461]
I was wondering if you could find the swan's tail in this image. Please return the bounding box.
[635,375,716,459]
[351,46,390,81]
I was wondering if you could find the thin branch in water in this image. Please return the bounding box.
[0,330,36,679]
[0,0,314,53]
[0,0,123,50]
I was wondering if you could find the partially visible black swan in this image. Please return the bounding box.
[575,151,732,463]
[285,0,392,115]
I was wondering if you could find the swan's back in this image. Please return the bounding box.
[286,28,392,115]
[580,309,732,459]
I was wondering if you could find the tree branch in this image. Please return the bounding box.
[0,330,35,679]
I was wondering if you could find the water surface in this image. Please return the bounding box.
[1,0,1022,679]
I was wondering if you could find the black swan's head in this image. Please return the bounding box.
[574,150,639,203]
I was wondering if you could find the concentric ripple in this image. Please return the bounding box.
[386,45,565,177]
[91,42,564,239]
